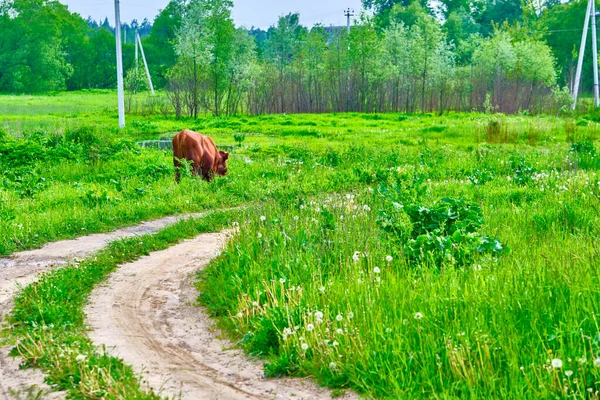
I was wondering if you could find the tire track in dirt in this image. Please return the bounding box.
[85,232,357,400]
[0,213,204,399]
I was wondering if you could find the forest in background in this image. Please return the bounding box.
[0,0,596,114]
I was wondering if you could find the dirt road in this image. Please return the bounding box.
[0,214,203,399]
[1,215,354,399]
[85,232,352,399]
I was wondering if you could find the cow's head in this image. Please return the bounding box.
[217,150,229,176]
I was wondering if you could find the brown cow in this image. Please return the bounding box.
[172,130,229,183]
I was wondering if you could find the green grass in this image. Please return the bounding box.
[4,209,241,399]
[198,145,600,398]
[3,91,600,398]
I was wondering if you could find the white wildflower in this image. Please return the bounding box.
[336,328,343,334]
[279,278,286,284]
[236,312,243,318]
[363,204,371,212]
[386,255,393,262]
[75,354,87,363]
[336,314,343,321]
[307,324,314,332]
[329,362,337,369]
[594,358,600,367]
[373,267,381,274]
[552,358,563,369]
[565,370,573,377]
[260,215,266,221]
[257,232,262,238]
[315,311,324,323]
[352,251,361,262]
[347,311,354,319]
[301,343,309,351]
[414,312,423,320]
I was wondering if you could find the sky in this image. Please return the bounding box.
[59,0,365,30]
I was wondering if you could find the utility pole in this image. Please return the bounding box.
[572,0,594,110]
[136,30,155,94]
[344,8,354,112]
[114,0,125,128]
[592,0,600,106]
[344,8,354,34]
[135,29,139,71]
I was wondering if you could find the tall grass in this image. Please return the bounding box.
[199,143,600,398]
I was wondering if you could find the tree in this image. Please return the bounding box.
[264,13,303,113]
[0,0,74,92]
[170,0,252,116]
[144,0,185,88]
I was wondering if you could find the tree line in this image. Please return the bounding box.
[0,0,596,115]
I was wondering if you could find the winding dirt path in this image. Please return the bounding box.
[85,232,354,400]
[0,213,204,399]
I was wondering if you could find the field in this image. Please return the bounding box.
[2,91,600,398]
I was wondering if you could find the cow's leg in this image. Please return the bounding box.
[200,168,211,182]
[173,158,182,183]
[192,161,202,178]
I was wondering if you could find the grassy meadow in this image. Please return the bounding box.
[2,91,600,398]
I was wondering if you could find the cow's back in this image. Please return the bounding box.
[173,130,202,161]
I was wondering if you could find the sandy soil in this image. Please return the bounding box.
[85,232,357,400]
[0,213,204,399]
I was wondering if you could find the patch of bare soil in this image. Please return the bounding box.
[0,213,204,399]
[85,232,357,400]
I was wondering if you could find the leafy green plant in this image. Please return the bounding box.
[233,132,246,147]
[510,156,536,185]
[466,168,495,185]
[399,198,506,267]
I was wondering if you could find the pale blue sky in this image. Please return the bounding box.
[60,0,364,29]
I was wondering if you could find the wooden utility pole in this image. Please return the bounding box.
[114,0,125,128]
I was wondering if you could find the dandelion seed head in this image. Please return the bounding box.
[552,358,563,369]
[386,255,393,262]
[301,343,309,351]
[414,312,423,320]
[307,324,315,332]
[373,267,381,274]
[260,215,266,221]
[336,314,343,321]
[565,370,573,377]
